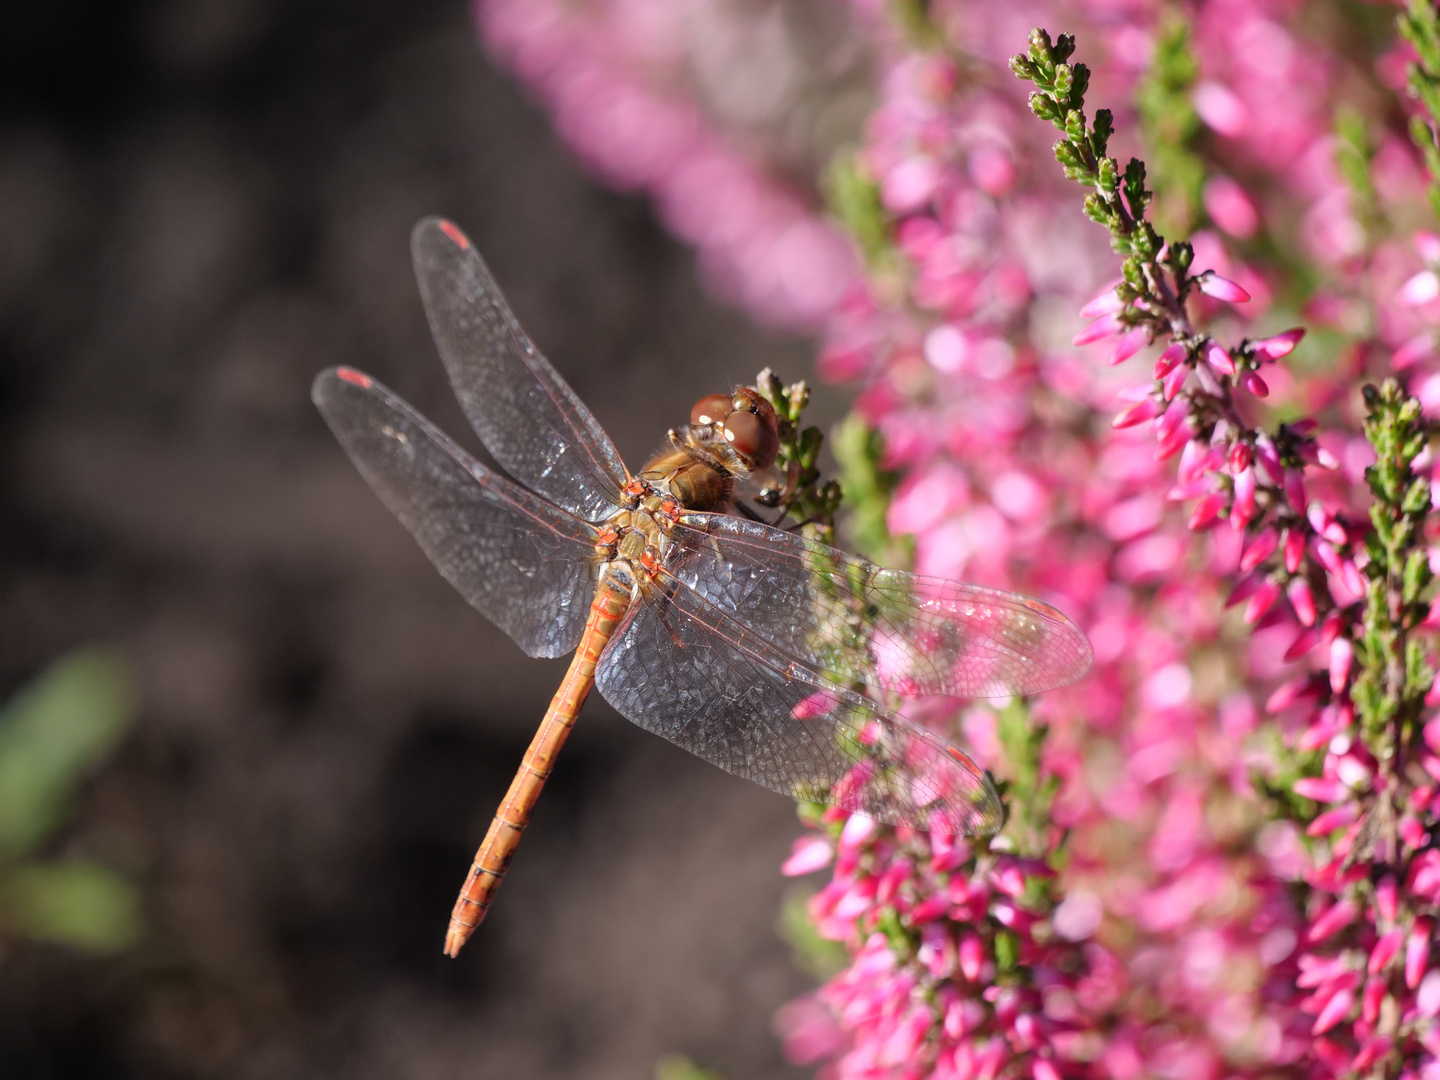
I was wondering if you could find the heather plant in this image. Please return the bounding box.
[479,1,1440,1076]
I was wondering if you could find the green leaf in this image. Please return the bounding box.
[0,648,135,860]
[0,859,141,953]
[655,1056,725,1080]
[777,886,849,980]
[994,930,1019,972]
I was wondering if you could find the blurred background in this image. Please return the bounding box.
[0,0,837,1075]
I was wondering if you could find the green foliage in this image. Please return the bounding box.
[1400,0,1440,221]
[753,369,843,543]
[0,648,140,954]
[1133,19,1204,237]
[1335,105,1378,236]
[655,1055,725,1080]
[778,886,850,979]
[0,859,141,952]
[826,156,892,274]
[1355,380,1436,757]
[831,414,910,567]
[1012,28,1166,319]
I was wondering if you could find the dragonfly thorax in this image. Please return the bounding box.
[593,494,681,593]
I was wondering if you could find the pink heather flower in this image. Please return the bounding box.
[1193,81,1250,137]
[1253,328,1306,361]
[1403,269,1440,305]
[1242,371,1270,397]
[783,835,835,876]
[1203,175,1261,238]
[1074,311,1124,346]
[1393,330,1435,370]
[1204,340,1236,375]
[1110,325,1149,366]
[1195,272,1252,303]
[1080,282,1124,318]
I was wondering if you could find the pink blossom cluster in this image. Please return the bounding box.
[474,0,860,330]
[477,0,1440,1075]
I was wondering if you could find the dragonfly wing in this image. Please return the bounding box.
[314,367,599,658]
[411,218,630,522]
[594,570,1002,834]
[667,514,1092,700]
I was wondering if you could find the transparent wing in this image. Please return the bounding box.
[667,514,1092,699]
[411,217,630,522]
[595,570,1002,834]
[313,366,599,658]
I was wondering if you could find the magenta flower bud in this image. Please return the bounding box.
[1321,611,1343,646]
[1155,421,1189,459]
[958,933,983,982]
[1112,396,1162,429]
[1307,804,1359,836]
[1403,269,1440,306]
[1204,340,1236,375]
[1227,572,1262,608]
[1407,917,1433,989]
[1073,312,1123,346]
[1229,442,1252,472]
[1161,362,1188,401]
[1393,331,1435,371]
[1284,528,1305,573]
[1110,326,1149,366]
[1242,371,1269,397]
[1196,271,1251,303]
[1156,397,1188,443]
[1288,578,1317,627]
[1154,341,1186,377]
[1268,674,1322,713]
[1241,529,1279,572]
[1079,283,1124,318]
[1376,875,1399,927]
[1371,929,1403,973]
[1232,466,1256,529]
[1178,438,1223,483]
[1285,625,1321,660]
[1330,637,1353,692]
[782,836,834,876]
[1311,986,1354,1034]
[1294,777,1347,802]
[1253,328,1306,361]
[1244,579,1280,622]
[1361,979,1387,1026]
[1307,899,1359,944]
[1190,490,1227,531]
[1419,971,1440,1018]
[1255,437,1284,484]
[1401,814,1427,849]
[1284,468,1308,513]
[1341,559,1365,598]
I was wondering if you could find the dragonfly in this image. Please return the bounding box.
[312,218,1092,958]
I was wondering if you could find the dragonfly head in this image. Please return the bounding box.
[687,387,780,472]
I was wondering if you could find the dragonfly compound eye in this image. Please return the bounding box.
[690,393,734,427]
[722,409,780,471]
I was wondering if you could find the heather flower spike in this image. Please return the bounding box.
[487,3,1440,1074]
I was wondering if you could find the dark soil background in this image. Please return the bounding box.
[0,1,826,1076]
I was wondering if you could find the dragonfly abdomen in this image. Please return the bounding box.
[442,578,631,957]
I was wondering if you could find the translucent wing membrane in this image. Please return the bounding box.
[313,367,599,658]
[595,568,1003,834]
[668,515,1092,699]
[411,218,630,522]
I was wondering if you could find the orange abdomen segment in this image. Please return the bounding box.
[443,581,629,957]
